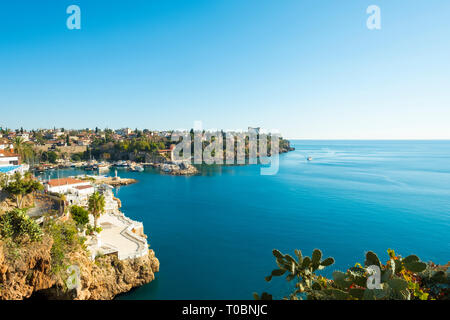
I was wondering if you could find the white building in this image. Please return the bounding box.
[66,184,96,206]
[0,139,13,151]
[0,149,29,175]
[17,133,30,142]
[248,127,261,134]
[0,150,18,166]
[115,128,132,136]
[45,177,93,194]
[77,138,90,146]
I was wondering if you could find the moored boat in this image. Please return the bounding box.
[129,165,144,172]
[97,163,111,172]
[114,160,129,168]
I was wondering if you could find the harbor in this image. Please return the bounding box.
[32,159,198,177]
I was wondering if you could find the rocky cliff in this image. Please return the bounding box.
[0,235,159,300]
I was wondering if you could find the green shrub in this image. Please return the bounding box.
[0,209,43,242]
[71,153,82,162]
[44,220,83,275]
[85,224,102,235]
[70,205,89,228]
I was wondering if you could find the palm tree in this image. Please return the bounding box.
[13,136,24,155]
[13,137,35,164]
[88,191,105,229]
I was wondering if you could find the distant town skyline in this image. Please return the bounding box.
[1,126,450,141]
[1,0,449,139]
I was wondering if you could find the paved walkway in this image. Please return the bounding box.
[91,212,148,260]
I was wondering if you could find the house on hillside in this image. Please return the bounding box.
[0,148,29,175]
[116,128,132,136]
[157,144,176,161]
[0,139,13,150]
[17,133,30,142]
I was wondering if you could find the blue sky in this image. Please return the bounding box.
[0,0,449,139]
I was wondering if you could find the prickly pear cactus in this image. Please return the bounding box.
[255,248,448,300]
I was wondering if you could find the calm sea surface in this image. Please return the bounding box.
[42,141,450,299]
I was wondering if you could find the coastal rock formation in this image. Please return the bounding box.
[279,139,295,154]
[93,177,138,187]
[0,237,159,300]
[0,235,54,300]
[77,249,159,300]
[160,161,199,176]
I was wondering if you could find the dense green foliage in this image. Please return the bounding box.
[85,224,102,236]
[71,153,83,162]
[70,205,89,228]
[41,151,58,163]
[44,219,84,275]
[255,248,449,300]
[87,131,292,162]
[88,137,167,161]
[0,209,43,243]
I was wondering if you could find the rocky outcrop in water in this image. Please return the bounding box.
[159,161,199,176]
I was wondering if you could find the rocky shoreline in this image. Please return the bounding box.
[0,236,159,300]
[94,176,138,187]
[0,181,159,300]
[146,143,295,177]
[157,162,199,176]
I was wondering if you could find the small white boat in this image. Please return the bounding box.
[97,163,111,172]
[307,156,313,161]
[129,165,144,172]
[114,160,129,167]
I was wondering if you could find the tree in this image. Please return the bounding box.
[88,191,105,229]
[34,132,45,145]
[71,153,82,162]
[0,173,7,188]
[70,205,89,228]
[2,172,43,208]
[13,137,36,164]
[13,136,25,156]
[46,151,58,163]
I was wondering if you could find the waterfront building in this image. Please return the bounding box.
[45,177,92,194]
[0,148,29,175]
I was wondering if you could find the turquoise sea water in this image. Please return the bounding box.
[43,141,450,299]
